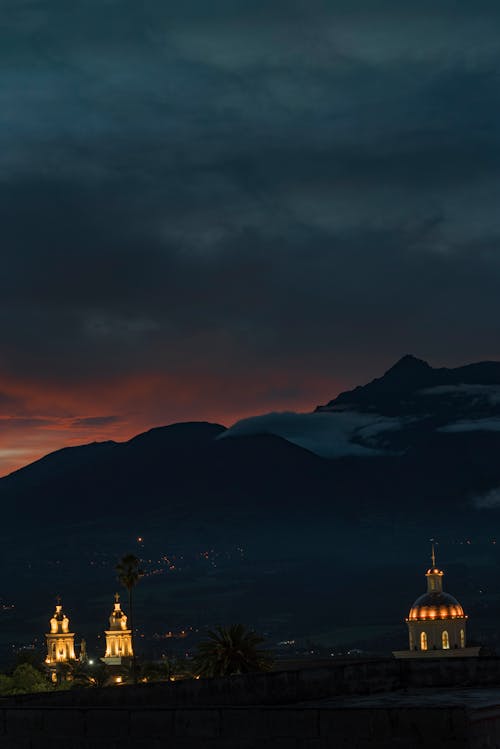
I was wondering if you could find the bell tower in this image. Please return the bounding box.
[45,597,77,665]
[102,593,133,665]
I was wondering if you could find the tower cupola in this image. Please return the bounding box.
[109,592,129,630]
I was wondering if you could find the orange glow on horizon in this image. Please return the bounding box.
[0,370,344,476]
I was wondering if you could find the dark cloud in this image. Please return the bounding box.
[0,418,55,430]
[70,416,122,428]
[1,0,500,473]
[0,392,23,410]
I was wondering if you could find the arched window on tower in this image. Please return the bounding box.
[442,631,450,649]
[420,631,428,651]
[460,629,465,648]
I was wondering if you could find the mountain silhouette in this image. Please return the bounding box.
[4,356,500,525]
[3,357,500,658]
[317,354,500,416]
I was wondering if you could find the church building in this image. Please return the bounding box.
[45,598,77,665]
[394,547,480,658]
[102,593,133,665]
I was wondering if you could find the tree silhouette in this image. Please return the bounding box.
[194,624,273,678]
[71,661,110,688]
[116,553,143,685]
[0,664,51,695]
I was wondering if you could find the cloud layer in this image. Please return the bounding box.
[221,410,403,458]
[473,487,500,509]
[2,1,500,472]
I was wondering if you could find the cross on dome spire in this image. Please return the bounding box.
[425,542,444,593]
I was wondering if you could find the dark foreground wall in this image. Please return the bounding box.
[4,658,500,748]
[0,701,489,749]
[9,656,500,708]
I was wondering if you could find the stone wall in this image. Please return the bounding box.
[0,703,478,749]
[402,656,500,688]
[3,658,500,748]
[9,656,500,709]
[5,658,402,708]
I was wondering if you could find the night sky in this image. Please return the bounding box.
[2,1,500,474]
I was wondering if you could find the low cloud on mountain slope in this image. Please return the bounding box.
[221,411,405,458]
[421,384,500,404]
[439,418,500,433]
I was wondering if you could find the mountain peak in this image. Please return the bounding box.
[317,355,500,414]
[384,354,431,377]
[317,354,436,412]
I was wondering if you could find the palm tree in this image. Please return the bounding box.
[193,624,273,678]
[116,553,143,684]
[71,661,109,688]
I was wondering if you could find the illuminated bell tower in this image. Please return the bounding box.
[102,593,133,665]
[45,597,76,664]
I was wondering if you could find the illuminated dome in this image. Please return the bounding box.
[392,546,482,659]
[395,548,471,656]
[407,563,466,622]
[408,591,465,621]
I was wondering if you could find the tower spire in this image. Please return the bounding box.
[425,542,443,593]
